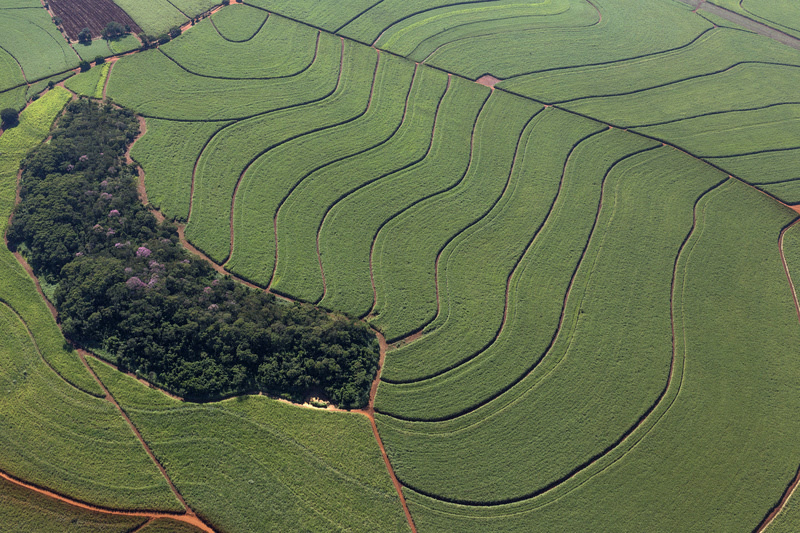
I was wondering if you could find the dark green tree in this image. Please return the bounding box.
[102,21,126,40]
[78,28,92,44]
[1,108,19,128]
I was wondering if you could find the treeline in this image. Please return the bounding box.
[8,100,378,407]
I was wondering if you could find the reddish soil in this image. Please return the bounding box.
[47,0,141,41]
[475,74,501,89]
[0,470,210,531]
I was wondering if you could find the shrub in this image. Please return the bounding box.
[95,55,105,65]
[1,108,19,128]
[102,21,126,40]
[78,28,92,44]
[79,60,91,72]
[168,26,181,39]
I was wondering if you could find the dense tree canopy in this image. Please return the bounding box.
[9,100,379,407]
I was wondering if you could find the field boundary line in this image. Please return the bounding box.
[209,8,270,42]
[628,101,800,128]
[267,61,419,295]
[381,124,607,384]
[332,0,386,33]
[315,69,452,305]
[375,143,662,422]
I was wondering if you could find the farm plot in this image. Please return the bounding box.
[106,31,341,120]
[0,302,181,512]
[318,75,489,318]
[0,477,147,533]
[47,0,141,40]
[498,27,800,104]
[399,180,800,532]
[0,47,25,94]
[714,149,800,204]
[377,109,605,384]
[64,62,110,98]
[210,3,268,41]
[186,41,378,264]
[713,0,800,39]
[131,119,229,221]
[0,7,79,82]
[369,90,540,342]
[227,54,416,287]
[90,359,410,533]
[161,14,318,79]
[270,66,449,303]
[375,131,661,419]
[244,0,379,32]
[110,0,215,36]
[0,88,26,115]
[375,147,725,502]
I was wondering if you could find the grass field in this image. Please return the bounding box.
[63,62,110,98]
[211,3,268,41]
[110,0,188,36]
[0,47,25,93]
[91,359,410,532]
[0,477,147,533]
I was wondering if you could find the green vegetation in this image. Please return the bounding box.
[186,39,376,264]
[400,180,800,531]
[271,65,450,303]
[107,31,341,120]
[25,72,73,101]
[370,91,540,341]
[227,53,415,287]
[245,0,377,31]
[0,88,27,114]
[319,75,488,317]
[137,518,205,533]
[91,359,411,533]
[0,477,147,533]
[73,39,114,62]
[0,7,79,81]
[161,14,318,79]
[210,3,268,41]
[0,88,104,396]
[131,118,228,221]
[10,100,380,406]
[110,0,185,36]
[0,302,181,511]
[64,62,108,97]
[0,47,25,93]
[711,148,800,204]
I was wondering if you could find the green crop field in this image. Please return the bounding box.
[90,358,410,532]
[0,477,147,533]
[3,0,800,530]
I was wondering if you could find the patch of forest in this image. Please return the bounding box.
[8,99,379,407]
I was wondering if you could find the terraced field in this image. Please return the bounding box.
[3,0,800,530]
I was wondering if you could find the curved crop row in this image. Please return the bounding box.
[106,30,339,120]
[0,302,181,512]
[398,179,800,532]
[244,0,381,32]
[318,75,489,317]
[161,14,318,80]
[421,0,709,80]
[271,66,450,303]
[186,40,376,264]
[0,46,25,93]
[499,27,800,105]
[375,128,656,414]
[715,148,800,204]
[375,147,723,504]
[379,109,604,384]
[0,8,79,82]
[369,90,540,342]
[227,54,417,288]
[210,3,269,42]
[90,357,410,532]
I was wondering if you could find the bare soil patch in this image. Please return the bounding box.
[47,0,141,41]
[475,74,501,89]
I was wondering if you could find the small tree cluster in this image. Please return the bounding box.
[1,108,19,129]
[102,21,126,40]
[78,28,92,44]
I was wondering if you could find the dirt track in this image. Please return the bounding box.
[678,0,800,50]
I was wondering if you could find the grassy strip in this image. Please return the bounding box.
[106,31,340,120]
[637,104,800,157]
[93,63,111,99]
[0,477,147,533]
[227,53,415,287]
[369,90,540,341]
[162,14,318,79]
[318,75,488,317]
[211,3,268,41]
[375,148,722,503]
[186,40,376,263]
[90,359,411,532]
[375,129,656,415]
[0,87,27,114]
[0,303,182,512]
[271,65,450,303]
[565,62,800,127]
[0,88,103,396]
[423,0,708,79]
[379,109,603,383]
[0,8,79,81]
[131,118,230,221]
[64,65,106,98]
[500,27,800,104]
[402,180,800,531]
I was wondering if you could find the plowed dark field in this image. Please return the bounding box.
[48,0,141,41]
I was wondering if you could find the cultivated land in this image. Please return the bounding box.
[2,0,800,531]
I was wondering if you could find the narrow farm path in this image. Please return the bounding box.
[678,0,800,50]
